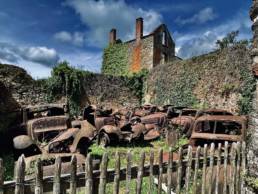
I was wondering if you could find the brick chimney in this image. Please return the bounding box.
[136,17,143,43]
[109,28,116,44]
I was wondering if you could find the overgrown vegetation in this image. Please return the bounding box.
[124,69,149,100]
[216,31,250,50]
[146,37,253,113]
[102,43,129,76]
[46,61,93,116]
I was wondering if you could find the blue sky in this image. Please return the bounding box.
[0,0,252,78]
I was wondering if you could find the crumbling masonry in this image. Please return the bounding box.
[249,0,258,178]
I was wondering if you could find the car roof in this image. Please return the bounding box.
[195,115,246,123]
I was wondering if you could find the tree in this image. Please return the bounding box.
[216,31,239,49]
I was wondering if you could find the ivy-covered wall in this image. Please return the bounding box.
[102,43,129,76]
[145,45,255,114]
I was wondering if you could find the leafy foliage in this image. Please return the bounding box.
[124,69,149,101]
[237,64,256,115]
[102,43,129,76]
[216,31,250,50]
[46,61,92,116]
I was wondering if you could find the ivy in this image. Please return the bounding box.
[46,61,92,116]
[237,65,256,115]
[102,43,129,76]
[124,69,149,101]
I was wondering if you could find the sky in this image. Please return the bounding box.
[0,0,252,78]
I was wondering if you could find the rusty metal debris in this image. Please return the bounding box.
[13,103,246,177]
[189,115,246,147]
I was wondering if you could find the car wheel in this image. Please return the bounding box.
[98,133,110,147]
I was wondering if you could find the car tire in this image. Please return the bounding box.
[98,132,110,147]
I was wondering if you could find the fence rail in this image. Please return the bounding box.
[3,141,247,194]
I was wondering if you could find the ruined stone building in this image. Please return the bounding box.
[102,18,176,75]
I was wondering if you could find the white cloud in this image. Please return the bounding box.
[0,42,60,67]
[65,0,162,47]
[61,51,102,73]
[176,11,252,59]
[54,31,85,46]
[176,7,217,25]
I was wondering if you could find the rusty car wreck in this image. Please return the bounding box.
[13,104,96,159]
[189,115,246,147]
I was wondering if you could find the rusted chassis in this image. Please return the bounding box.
[189,115,246,147]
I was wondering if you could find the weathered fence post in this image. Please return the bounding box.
[148,150,154,194]
[125,150,132,194]
[167,147,173,194]
[53,156,62,194]
[0,158,4,194]
[136,151,145,194]
[185,146,193,194]
[235,142,241,194]
[193,146,201,194]
[158,148,163,194]
[223,141,229,194]
[70,155,77,194]
[15,155,25,194]
[201,144,208,194]
[85,153,93,194]
[229,143,236,194]
[113,152,120,194]
[208,143,215,194]
[35,158,43,194]
[99,152,108,194]
[240,142,246,194]
[215,143,222,194]
[176,147,182,194]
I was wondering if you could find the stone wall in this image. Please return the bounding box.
[127,35,154,72]
[0,63,141,111]
[248,0,258,181]
[144,46,253,114]
[0,64,47,107]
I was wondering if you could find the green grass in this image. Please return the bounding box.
[89,137,188,169]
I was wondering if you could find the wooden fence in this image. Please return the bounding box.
[2,141,247,194]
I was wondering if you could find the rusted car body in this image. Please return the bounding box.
[82,105,162,147]
[189,115,246,147]
[170,108,197,136]
[195,108,233,119]
[14,104,95,156]
[23,153,86,178]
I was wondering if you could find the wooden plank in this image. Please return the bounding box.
[125,150,132,194]
[215,143,221,194]
[53,156,61,194]
[229,143,236,194]
[208,143,215,194]
[15,155,25,194]
[201,144,208,194]
[70,155,77,194]
[85,153,93,194]
[0,158,4,194]
[185,146,193,194]
[235,142,241,194]
[113,152,120,194]
[99,152,108,194]
[35,158,43,194]
[148,149,154,194]
[158,148,163,194]
[136,151,145,194]
[240,142,246,194]
[167,147,173,194]
[176,147,182,194]
[193,146,201,194]
[223,141,229,194]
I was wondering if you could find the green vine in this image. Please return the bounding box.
[102,43,129,76]
[46,61,92,116]
[237,65,256,115]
